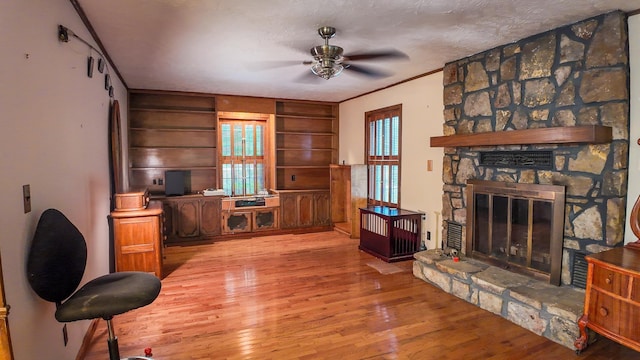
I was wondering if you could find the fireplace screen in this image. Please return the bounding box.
[466,180,565,285]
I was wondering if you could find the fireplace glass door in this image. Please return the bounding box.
[468,180,563,284]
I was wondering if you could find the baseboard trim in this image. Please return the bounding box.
[75,319,99,360]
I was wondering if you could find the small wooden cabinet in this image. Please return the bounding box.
[110,201,164,278]
[575,246,640,353]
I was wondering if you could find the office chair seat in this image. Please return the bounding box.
[56,271,160,322]
[27,208,161,360]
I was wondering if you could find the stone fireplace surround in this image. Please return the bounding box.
[413,11,630,350]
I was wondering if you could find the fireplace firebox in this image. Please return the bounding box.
[465,180,565,285]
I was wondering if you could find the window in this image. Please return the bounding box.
[218,112,271,197]
[365,105,401,207]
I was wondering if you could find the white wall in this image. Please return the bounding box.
[625,13,640,245]
[0,0,127,359]
[339,73,444,250]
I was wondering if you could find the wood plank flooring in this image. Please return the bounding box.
[83,231,639,359]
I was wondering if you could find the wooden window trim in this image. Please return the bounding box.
[364,104,402,207]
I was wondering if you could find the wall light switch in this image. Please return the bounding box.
[23,184,31,213]
[427,160,433,172]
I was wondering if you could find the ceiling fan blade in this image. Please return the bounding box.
[344,63,391,78]
[294,69,324,83]
[344,49,409,62]
[245,60,308,71]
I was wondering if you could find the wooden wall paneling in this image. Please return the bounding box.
[128,91,217,194]
[130,129,216,148]
[216,95,275,114]
[275,100,338,191]
[130,148,216,168]
[129,110,215,129]
[130,91,215,111]
[277,168,331,190]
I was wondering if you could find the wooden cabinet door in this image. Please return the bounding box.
[162,201,175,240]
[280,194,298,228]
[254,208,279,231]
[297,193,314,227]
[314,191,331,226]
[222,211,253,233]
[176,199,200,238]
[200,197,221,236]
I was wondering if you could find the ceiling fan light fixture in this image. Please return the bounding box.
[311,61,344,79]
[309,44,345,79]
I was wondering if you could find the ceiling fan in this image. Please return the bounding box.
[301,26,408,80]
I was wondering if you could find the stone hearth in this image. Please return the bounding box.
[413,250,585,349]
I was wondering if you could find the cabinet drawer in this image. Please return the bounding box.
[588,289,619,331]
[592,266,630,297]
[632,277,640,302]
[588,288,640,343]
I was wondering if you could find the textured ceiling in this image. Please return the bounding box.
[75,0,640,102]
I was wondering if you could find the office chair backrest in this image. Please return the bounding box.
[27,209,87,304]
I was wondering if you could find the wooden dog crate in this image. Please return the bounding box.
[359,206,423,262]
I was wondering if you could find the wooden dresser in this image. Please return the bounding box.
[575,246,640,353]
[110,191,164,278]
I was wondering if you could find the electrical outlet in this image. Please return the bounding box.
[62,324,68,346]
[427,231,431,240]
[23,184,31,213]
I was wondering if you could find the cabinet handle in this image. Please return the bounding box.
[599,307,609,317]
[605,276,612,284]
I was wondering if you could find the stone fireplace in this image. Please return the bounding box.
[434,10,630,287]
[413,11,630,348]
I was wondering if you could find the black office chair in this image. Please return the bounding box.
[26,208,161,360]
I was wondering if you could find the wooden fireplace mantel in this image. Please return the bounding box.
[430,125,612,148]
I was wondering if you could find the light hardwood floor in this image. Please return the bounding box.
[84,231,638,359]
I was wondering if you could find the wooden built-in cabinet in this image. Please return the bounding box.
[110,200,164,278]
[129,91,217,194]
[220,196,280,234]
[275,100,338,190]
[162,195,222,244]
[126,91,341,241]
[330,164,367,238]
[279,190,331,229]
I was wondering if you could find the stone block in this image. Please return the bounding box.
[465,62,490,92]
[507,302,548,335]
[472,266,531,294]
[421,264,451,292]
[520,33,555,80]
[548,316,580,349]
[478,290,503,315]
[451,279,471,300]
[413,250,446,265]
[579,68,628,103]
[435,259,484,280]
[463,91,492,117]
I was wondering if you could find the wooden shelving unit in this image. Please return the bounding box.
[129,91,217,193]
[430,125,612,147]
[275,100,338,190]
